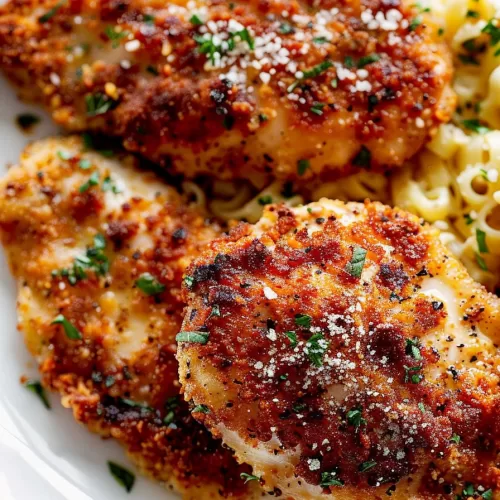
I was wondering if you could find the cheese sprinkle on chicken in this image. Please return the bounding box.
[0,0,454,181]
[178,200,500,499]
[0,136,259,499]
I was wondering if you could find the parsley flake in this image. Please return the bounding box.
[450,433,461,444]
[287,60,333,92]
[190,14,203,25]
[51,314,82,340]
[405,338,422,360]
[258,195,273,205]
[297,159,310,176]
[359,460,377,472]
[135,273,166,295]
[240,473,260,484]
[403,365,423,384]
[345,246,367,278]
[25,380,51,409]
[79,171,100,193]
[108,461,135,492]
[38,0,66,23]
[357,54,380,68]
[352,146,372,168]
[85,93,114,117]
[462,119,490,134]
[192,404,210,414]
[286,331,298,347]
[295,314,312,329]
[476,228,489,253]
[320,470,344,487]
[347,407,366,428]
[104,26,129,48]
[176,331,210,344]
[306,333,329,367]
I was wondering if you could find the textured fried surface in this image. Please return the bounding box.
[0,136,259,499]
[178,200,500,499]
[0,0,454,182]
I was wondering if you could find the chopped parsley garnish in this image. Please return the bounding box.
[344,56,354,68]
[462,119,490,134]
[240,473,260,484]
[438,27,445,36]
[313,36,328,44]
[52,234,109,284]
[105,375,115,388]
[279,22,294,34]
[466,9,479,17]
[292,402,307,413]
[403,365,423,384]
[135,273,166,295]
[102,176,121,194]
[287,60,333,92]
[259,113,268,122]
[108,461,135,492]
[79,158,92,170]
[357,54,380,68]
[192,404,210,414]
[286,331,298,347]
[450,433,461,444]
[475,252,488,271]
[16,113,40,130]
[306,333,329,367]
[25,380,51,409]
[258,195,273,205]
[320,470,344,487]
[346,407,366,428]
[79,171,100,193]
[463,213,474,225]
[310,102,326,116]
[297,159,310,176]
[352,145,372,168]
[143,14,155,24]
[85,93,114,117]
[295,314,312,329]
[209,304,221,319]
[38,0,65,23]
[482,19,500,46]
[184,275,194,288]
[482,490,493,500]
[51,314,82,340]
[57,150,74,160]
[405,338,422,360]
[409,16,422,31]
[194,29,254,64]
[476,228,489,253]
[190,14,203,25]
[120,398,153,412]
[345,246,367,278]
[418,402,426,412]
[163,396,179,425]
[176,331,210,344]
[104,26,129,48]
[359,460,377,472]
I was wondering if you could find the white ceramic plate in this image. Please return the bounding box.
[0,75,177,500]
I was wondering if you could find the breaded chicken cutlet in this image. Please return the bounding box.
[178,200,500,499]
[0,136,260,499]
[0,0,454,182]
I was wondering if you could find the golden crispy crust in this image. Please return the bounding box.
[0,136,258,499]
[178,200,500,499]
[0,0,454,181]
